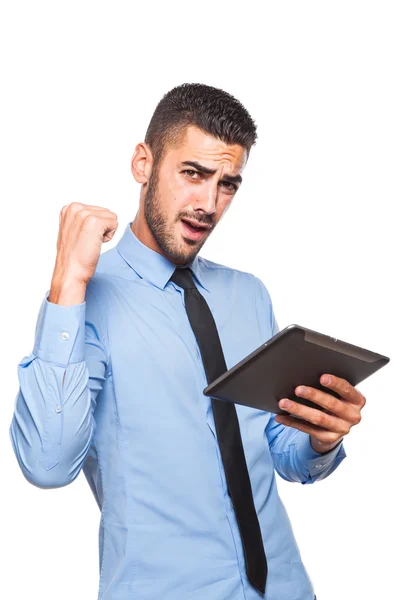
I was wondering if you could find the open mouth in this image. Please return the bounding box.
[180,219,210,241]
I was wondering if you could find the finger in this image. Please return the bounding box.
[278,398,351,434]
[274,414,345,446]
[319,374,367,408]
[71,209,117,239]
[294,385,352,419]
[60,203,113,225]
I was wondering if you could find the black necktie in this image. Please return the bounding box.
[169,267,267,595]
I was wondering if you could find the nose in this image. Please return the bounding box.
[194,179,218,216]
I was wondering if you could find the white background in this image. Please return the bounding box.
[1,1,399,599]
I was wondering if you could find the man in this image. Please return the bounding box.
[9,83,365,600]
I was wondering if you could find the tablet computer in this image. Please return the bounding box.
[203,324,390,414]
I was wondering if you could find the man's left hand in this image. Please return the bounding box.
[275,374,366,454]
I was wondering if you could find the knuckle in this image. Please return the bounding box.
[79,209,93,221]
[69,201,83,211]
[313,411,325,426]
[84,213,98,226]
[325,396,337,413]
[343,382,352,395]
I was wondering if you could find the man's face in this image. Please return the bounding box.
[143,125,247,265]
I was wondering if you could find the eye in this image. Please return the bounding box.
[183,169,201,179]
[220,181,238,193]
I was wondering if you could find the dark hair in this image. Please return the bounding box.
[144,83,257,167]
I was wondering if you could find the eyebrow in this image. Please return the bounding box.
[180,160,243,185]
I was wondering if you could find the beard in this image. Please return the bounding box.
[143,165,210,265]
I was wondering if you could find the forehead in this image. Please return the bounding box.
[166,125,248,172]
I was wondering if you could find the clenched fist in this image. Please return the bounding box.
[49,202,118,305]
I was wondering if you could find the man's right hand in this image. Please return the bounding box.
[49,202,119,305]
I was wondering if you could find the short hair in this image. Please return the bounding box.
[144,83,257,168]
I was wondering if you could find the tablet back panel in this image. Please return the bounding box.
[203,325,389,414]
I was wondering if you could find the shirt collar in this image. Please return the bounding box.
[116,221,210,292]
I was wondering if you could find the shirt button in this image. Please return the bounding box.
[61,332,69,341]
[55,404,62,413]
[315,463,323,469]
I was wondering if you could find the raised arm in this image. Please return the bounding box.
[9,202,118,489]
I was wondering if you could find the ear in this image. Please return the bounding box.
[131,142,154,184]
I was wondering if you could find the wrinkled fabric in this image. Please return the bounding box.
[10,221,345,599]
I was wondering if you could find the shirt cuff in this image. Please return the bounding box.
[32,290,86,367]
[296,431,346,479]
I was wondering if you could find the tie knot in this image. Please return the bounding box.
[170,267,197,290]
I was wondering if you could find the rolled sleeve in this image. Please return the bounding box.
[32,290,86,367]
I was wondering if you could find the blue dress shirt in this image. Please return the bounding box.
[10,221,346,600]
